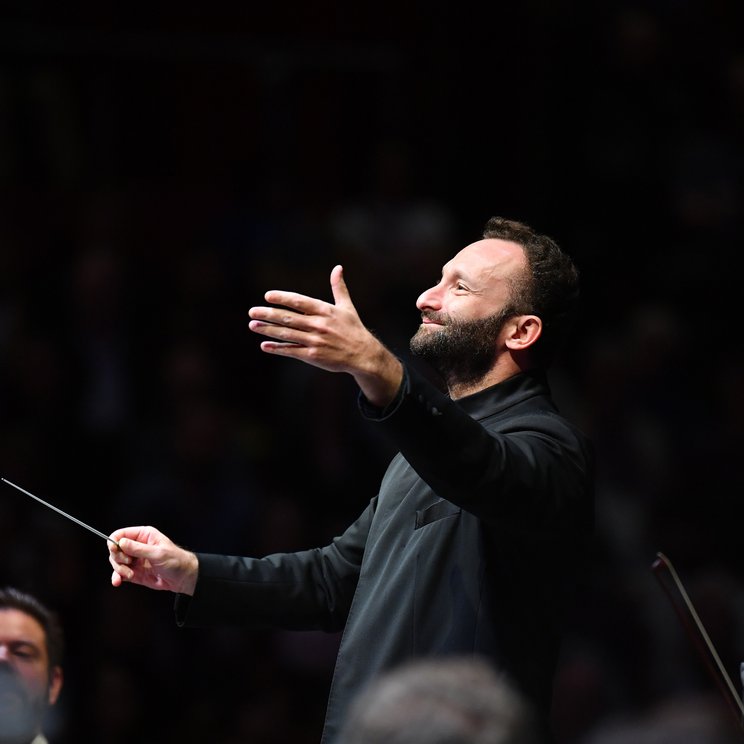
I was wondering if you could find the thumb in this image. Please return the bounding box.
[330,265,354,308]
[118,537,155,560]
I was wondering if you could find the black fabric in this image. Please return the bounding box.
[175,362,594,743]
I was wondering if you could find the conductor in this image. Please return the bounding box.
[108,216,594,743]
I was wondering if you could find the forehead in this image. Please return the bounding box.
[0,608,47,650]
[444,238,526,282]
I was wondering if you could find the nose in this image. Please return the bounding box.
[416,283,443,312]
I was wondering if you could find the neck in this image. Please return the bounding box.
[447,356,527,400]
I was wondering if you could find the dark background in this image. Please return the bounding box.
[2,2,744,742]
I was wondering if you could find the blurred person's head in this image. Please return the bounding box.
[337,656,541,744]
[0,588,64,744]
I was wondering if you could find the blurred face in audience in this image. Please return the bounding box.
[0,609,62,744]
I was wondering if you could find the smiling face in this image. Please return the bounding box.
[409,239,531,394]
[0,609,62,743]
[414,238,528,327]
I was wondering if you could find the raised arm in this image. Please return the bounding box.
[248,265,403,408]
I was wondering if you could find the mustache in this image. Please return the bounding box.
[421,311,450,325]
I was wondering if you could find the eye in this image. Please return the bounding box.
[11,644,38,660]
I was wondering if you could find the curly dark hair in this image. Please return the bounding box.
[482,216,580,367]
[0,587,65,674]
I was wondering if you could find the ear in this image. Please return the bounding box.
[48,666,63,705]
[503,314,542,351]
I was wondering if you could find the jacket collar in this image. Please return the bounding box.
[455,369,552,421]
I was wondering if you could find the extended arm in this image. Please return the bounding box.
[176,498,374,631]
[108,501,375,632]
[362,365,593,534]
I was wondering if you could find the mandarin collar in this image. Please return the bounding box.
[454,369,552,421]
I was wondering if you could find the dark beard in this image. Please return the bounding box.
[409,309,512,390]
[0,667,47,744]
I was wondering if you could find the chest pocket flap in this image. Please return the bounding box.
[415,499,461,529]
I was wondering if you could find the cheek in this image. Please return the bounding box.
[17,665,49,697]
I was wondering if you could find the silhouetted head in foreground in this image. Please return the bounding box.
[338,656,541,744]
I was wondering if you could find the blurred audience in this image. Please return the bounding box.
[0,588,64,744]
[337,656,540,744]
[1,1,744,742]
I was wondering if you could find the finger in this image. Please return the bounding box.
[258,341,325,362]
[109,552,131,573]
[111,547,132,565]
[110,561,133,583]
[330,265,354,308]
[108,538,130,562]
[109,528,128,545]
[111,570,122,587]
[110,526,152,545]
[248,306,295,323]
[248,306,319,332]
[259,290,329,315]
[248,320,313,346]
[259,340,308,355]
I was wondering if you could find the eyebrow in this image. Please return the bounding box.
[4,640,42,653]
[441,264,475,286]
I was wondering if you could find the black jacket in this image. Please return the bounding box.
[175,363,594,742]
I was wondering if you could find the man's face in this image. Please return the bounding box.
[410,239,527,386]
[0,609,62,743]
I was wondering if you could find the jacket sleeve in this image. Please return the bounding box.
[360,364,593,536]
[174,497,375,632]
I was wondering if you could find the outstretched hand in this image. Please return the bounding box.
[248,265,369,373]
[108,525,199,596]
[248,265,403,407]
